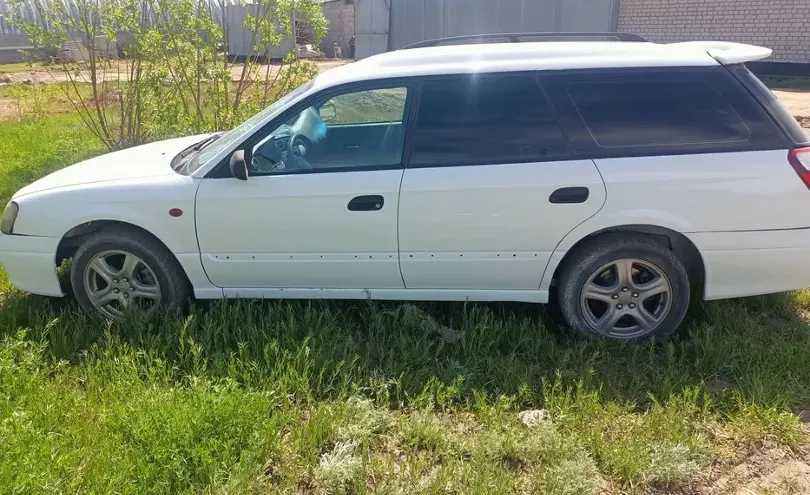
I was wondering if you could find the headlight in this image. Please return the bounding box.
[1,201,18,234]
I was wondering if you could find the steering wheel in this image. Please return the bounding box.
[286,132,314,171]
[251,150,277,173]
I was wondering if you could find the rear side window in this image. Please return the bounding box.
[732,66,810,146]
[568,79,750,148]
[409,75,572,166]
[550,68,787,156]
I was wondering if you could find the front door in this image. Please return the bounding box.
[195,84,412,289]
[398,74,606,291]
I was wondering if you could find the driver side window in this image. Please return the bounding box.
[250,86,410,175]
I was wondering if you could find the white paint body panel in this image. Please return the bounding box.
[687,229,810,299]
[194,170,405,289]
[540,150,810,298]
[14,134,212,199]
[6,136,218,295]
[670,41,773,65]
[589,151,810,233]
[0,233,63,296]
[398,161,606,290]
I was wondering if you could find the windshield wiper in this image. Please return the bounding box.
[172,134,222,173]
[181,134,221,158]
[195,133,221,150]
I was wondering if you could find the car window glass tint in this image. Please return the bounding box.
[250,86,410,175]
[732,66,809,145]
[567,78,751,149]
[328,87,408,125]
[410,75,571,166]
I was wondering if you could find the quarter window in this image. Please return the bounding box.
[410,75,572,166]
[568,78,750,149]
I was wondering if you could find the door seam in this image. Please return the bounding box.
[538,158,609,288]
[396,168,407,288]
[192,178,223,292]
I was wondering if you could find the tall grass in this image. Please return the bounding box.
[0,112,104,205]
[1,291,809,493]
[1,113,809,493]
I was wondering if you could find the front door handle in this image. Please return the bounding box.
[348,195,384,211]
[549,187,590,204]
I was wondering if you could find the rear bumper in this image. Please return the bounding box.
[687,228,810,300]
[0,233,63,297]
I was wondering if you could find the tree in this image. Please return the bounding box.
[11,0,327,150]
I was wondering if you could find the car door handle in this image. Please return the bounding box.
[344,144,361,150]
[348,195,384,211]
[549,187,590,204]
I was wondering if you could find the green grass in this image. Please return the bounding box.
[0,61,48,75]
[762,76,810,91]
[3,295,810,493]
[0,113,104,205]
[2,112,810,493]
[327,87,408,125]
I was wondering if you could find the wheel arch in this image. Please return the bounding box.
[548,224,706,298]
[56,220,191,284]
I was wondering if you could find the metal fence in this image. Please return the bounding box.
[355,0,620,60]
[0,0,235,63]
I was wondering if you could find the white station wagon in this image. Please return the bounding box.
[2,33,809,341]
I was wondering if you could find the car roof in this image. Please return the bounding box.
[312,40,770,90]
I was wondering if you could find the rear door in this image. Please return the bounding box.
[397,73,606,291]
[545,67,805,233]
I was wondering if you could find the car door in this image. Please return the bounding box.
[398,73,606,291]
[195,83,412,290]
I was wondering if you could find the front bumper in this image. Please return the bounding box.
[0,233,63,297]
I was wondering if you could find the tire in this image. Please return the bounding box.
[70,228,191,318]
[557,234,690,341]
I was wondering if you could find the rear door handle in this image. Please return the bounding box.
[549,187,590,204]
[348,195,384,211]
[344,144,361,150]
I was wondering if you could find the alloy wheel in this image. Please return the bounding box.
[579,258,673,339]
[83,250,161,318]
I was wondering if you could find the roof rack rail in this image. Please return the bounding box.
[401,32,647,50]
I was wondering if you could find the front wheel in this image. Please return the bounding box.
[71,228,191,318]
[557,234,690,341]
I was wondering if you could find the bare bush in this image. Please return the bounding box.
[10,0,326,150]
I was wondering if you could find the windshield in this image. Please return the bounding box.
[187,79,316,174]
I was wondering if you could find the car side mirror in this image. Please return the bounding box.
[319,101,337,122]
[229,150,249,181]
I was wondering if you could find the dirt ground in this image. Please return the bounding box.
[699,440,810,495]
[774,90,810,129]
[0,59,351,86]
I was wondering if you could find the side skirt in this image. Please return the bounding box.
[209,288,550,304]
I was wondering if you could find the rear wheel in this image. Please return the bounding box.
[557,234,690,341]
[71,229,190,318]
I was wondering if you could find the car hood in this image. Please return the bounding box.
[14,134,213,199]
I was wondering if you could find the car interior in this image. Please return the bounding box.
[250,88,409,174]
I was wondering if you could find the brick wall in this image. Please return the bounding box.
[321,0,355,58]
[618,0,810,64]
